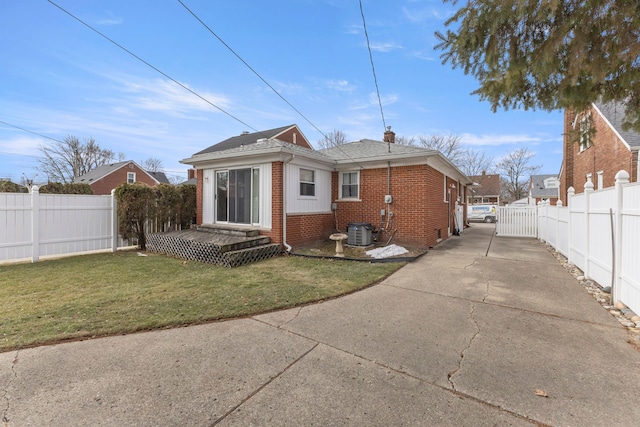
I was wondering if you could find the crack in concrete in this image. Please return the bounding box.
[448,302,481,392]
[2,351,19,426]
[280,307,303,327]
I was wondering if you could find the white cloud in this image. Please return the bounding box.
[326,79,354,92]
[369,41,404,52]
[460,133,542,146]
[95,12,124,26]
[119,78,231,116]
[0,136,45,155]
[370,92,398,106]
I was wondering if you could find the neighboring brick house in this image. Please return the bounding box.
[180,124,472,249]
[74,161,170,195]
[467,171,501,205]
[528,174,560,205]
[560,102,640,205]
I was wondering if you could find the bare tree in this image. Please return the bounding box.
[417,134,464,164]
[394,135,416,146]
[317,129,348,149]
[141,157,164,172]
[38,136,115,184]
[495,147,541,202]
[456,149,493,177]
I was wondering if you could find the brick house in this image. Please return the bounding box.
[467,171,501,205]
[560,102,640,205]
[180,124,472,249]
[74,161,170,195]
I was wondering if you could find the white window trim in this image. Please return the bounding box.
[579,113,592,152]
[339,171,360,200]
[596,171,604,190]
[127,172,136,183]
[299,168,316,198]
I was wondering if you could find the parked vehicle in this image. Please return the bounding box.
[467,204,497,223]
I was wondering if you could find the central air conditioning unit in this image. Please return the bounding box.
[347,222,373,246]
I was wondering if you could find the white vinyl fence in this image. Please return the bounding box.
[0,187,118,263]
[537,170,640,315]
[496,205,538,237]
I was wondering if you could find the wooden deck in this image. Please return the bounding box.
[146,226,281,267]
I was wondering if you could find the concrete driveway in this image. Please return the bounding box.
[2,223,640,426]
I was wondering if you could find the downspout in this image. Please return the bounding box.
[282,154,295,252]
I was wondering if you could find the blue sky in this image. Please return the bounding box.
[0,0,564,184]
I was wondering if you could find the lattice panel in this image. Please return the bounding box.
[146,233,280,267]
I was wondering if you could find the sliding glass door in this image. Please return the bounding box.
[216,168,257,224]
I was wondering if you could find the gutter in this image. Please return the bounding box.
[282,154,295,252]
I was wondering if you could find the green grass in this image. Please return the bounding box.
[0,251,403,352]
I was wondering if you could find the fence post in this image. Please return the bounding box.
[31,185,40,263]
[612,170,629,305]
[556,200,563,254]
[567,187,575,265]
[583,178,594,279]
[111,189,118,253]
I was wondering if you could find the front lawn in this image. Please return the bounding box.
[0,251,403,352]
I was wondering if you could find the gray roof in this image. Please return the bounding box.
[74,161,162,184]
[147,171,170,184]
[319,139,437,161]
[194,125,295,155]
[530,174,560,197]
[74,161,130,183]
[595,101,640,148]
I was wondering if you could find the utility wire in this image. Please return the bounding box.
[47,0,258,133]
[359,0,387,133]
[177,0,370,170]
[177,0,330,141]
[0,119,66,145]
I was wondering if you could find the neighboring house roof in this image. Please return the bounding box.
[147,171,170,184]
[467,172,500,197]
[529,174,560,198]
[594,101,640,149]
[74,161,161,185]
[194,125,300,155]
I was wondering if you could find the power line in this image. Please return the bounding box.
[177,0,369,170]
[177,0,329,141]
[0,119,66,145]
[47,0,259,133]
[359,0,387,132]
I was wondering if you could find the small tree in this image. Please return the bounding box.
[394,135,416,146]
[114,183,156,250]
[417,134,464,164]
[495,148,541,201]
[177,184,197,228]
[141,157,163,172]
[457,149,494,177]
[317,129,348,149]
[38,136,116,184]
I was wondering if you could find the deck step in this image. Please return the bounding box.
[145,230,280,267]
[195,224,260,237]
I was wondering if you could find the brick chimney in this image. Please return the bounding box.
[383,126,395,143]
[187,168,196,180]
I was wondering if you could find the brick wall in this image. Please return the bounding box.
[286,213,334,246]
[275,127,312,149]
[560,107,636,204]
[90,163,158,195]
[261,162,284,244]
[331,164,453,248]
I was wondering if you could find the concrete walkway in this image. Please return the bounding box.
[3,224,640,426]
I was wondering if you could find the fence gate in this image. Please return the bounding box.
[496,206,538,237]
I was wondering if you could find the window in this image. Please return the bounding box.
[299,168,315,196]
[127,172,136,183]
[579,114,592,151]
[340,171,359,199]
